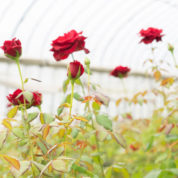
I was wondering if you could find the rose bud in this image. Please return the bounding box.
[168,43,174,53]
[110,66,130,78]
[67,60,84,80]
[139,27,164,44]
[1,38,22,60]
[50,30,89,61]
[7,89,42,108]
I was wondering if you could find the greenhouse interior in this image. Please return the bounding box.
[0,0,177,177]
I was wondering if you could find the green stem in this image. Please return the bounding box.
[71,53,75,61]
[16,59,24,91]
[171,52,178,68]
[16,58,35,177]
[87,66,90,94]
[91,119,105,177]
[121,79,127,96]
[69,80,74,120]
[86,64,105,177]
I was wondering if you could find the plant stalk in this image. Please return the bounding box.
[16,58,35,177]
[69,80,74,120]
[86,64,105,177]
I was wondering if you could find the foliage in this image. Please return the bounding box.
[0,31,177,178]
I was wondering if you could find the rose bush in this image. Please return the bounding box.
[0,28,177,178]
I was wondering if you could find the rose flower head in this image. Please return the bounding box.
[139,27,164,44]
[1,38,22,60]
[50,30,89,61]
[7,89,42,108]
[110,66,130,78]
[67,60,84,80]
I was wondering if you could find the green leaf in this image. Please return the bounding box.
[145,136,154,151]
[71,163,93,176]
[63,78,70,93]
[27,112,39,123]
[52,159,67,172]
[24,78,29,84]
[155,153,167,163]
[23,91,33,103]
[112,166,130,178]
[105,167,112,178]
[71,128,79,138]
[57,107,64,116]
[36,141,47,154]
[75,78,83,85]
[96,114,112,131]
[92,101,101,111]
[32,161,53,177]
[7,106,18,118]
[73,92,84,101]
[165,168,178,176]
[144,170,162,178]
[12,127,24,139]
[43,113,55,124]
[158,171,175,178]
[166,135,178,142]
[11,161,31,177]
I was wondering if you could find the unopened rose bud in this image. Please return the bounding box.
[168,43,174,53]
[67,60,84,80]
[84,58,90,66]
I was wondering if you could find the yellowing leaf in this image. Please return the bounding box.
[154,70,161,81]
[116,99,122,106]
[59,103,71,108]
[4,118,17,122]
[7,106,18,118]
[82,96,93,103]
[40,113,45,124]
[161,78,174,86]
[58,128,65,138]
[55,115,62,121]
[2,120,12,130]
[43,125,50,140]
[3,155,20,170]
[73,116,88,122]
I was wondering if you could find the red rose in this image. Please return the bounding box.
[139,27,164,44]
[7,89,42,108]
[50,30,89,61]
[68,60,84,80]
[32,92,42,106]
[110,66,130,78]
[1,38,22,59]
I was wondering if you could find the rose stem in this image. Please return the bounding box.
[16,58,35,177]
[69,80,74,120]
[121,78,127,96]
[171,51,178,68]
[71,53,75,61]
[86,62,105,177]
